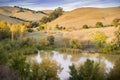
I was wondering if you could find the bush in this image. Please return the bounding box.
[69,39,82,49]
[27,28,34,32]
[0,30,11,40]
[31,58,59,80]
[99,43,113,54]
[112,18,120,27]
[39,38,49,47]
[40,16,50,24]
[82,24,89,29]
[92,31,107,48]
[40,7,63,24]
[37,26,45,31]
[47,35,55,45]
[96,22,104,28]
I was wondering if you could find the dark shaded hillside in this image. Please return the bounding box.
[0,14,23,23]
[0,6,48,21]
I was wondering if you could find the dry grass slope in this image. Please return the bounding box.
[42,10,53,14]
[48,7,120,28]
[0,14,23,23]
[0,6,47,21]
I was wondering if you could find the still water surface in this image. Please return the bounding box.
[29,50,114,80]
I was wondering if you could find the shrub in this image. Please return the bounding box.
[40,7,63,24]
[112,18,120,27]
[37,26,45,31]
[96,22,104,28]
[31,58,59,80]
[0,30,11,40]
[40,16,50,24]
[92,31,107,48]
[82,24,89,29]
[47,35,55,45]
[55,24,60,30]
[69,39,82,49]
[27,28,33,32]
[99,43,113,54]
[39,38,49,47]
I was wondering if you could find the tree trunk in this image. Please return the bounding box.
[11,31,14,41]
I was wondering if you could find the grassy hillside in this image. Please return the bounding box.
[0,6,47,21]
[0,14,23,23]
[24,27,116,47]
[42,10,53,14]
[48,7,120,28]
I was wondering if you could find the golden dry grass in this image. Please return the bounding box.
[0,6,47,21]
[62,27,116,42]
[0,14,23,23]
[48,7,120,28]
[25,27,116,47]
[42,10,53,14]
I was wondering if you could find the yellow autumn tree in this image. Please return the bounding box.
[10,25,17,41]
[20,24,26,39]
[0,21,9,30]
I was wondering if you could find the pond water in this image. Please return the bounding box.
[29,50,114,80]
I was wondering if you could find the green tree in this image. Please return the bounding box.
[78,59,105,80]
[49,7,63,21]
[69,64,79,80]
[40,7,63,24]
[92,31,107,47]
[39,38,49,47]
[69,59,105,80]
[40,16,50,24]
[55,24,60,30]
[0,29,10,40]
[114,27,120,47]
[100,27,120,54]
[30,62,42,80]
[31,58,59,80]
[83,24,89,29]
[11,52,30,80]
[107,58,120,80]
[69,38,82,49]
[47,35,55,45]
[96,22,104,28]
[112,18,120,27]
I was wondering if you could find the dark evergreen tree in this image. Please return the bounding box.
[69,64,79,80]
[69,59,105,80]
[78,59,105,80]
[107,58,120,80]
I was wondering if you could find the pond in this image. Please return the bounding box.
[28,50,115,80]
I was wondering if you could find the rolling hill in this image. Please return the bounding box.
[48,7,120,28]
[0,14,23,23]
[0,6,47,22]
[42,10,53,14]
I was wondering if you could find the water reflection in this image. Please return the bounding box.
[31,50,114,80]
[35,50,42,63]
